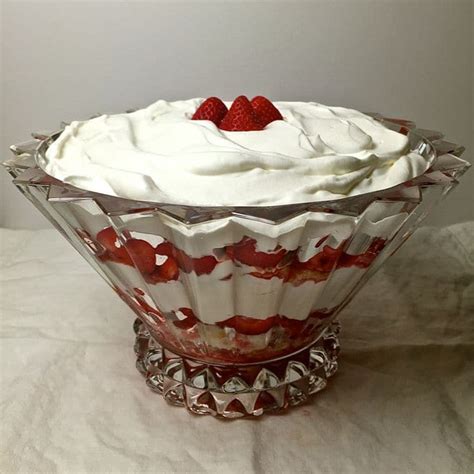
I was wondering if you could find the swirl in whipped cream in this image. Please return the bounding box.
[40,98,429,206]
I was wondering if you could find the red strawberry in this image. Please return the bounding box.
[97,226,122,253]
[250,96,283,127]
[96,227,132,264]
[192,255,218,275]
[278,316,305,338]
[227,237,286,268]
[192,97,228,126]
[173,307,198,330]
[218,315,278,336]
[147,258,179,283]
[158,255,180,281]
[155,241,174,257]
[352,238,386,268]
[125,239,156,274]
[337,253,358,268]
[157,241,218,275]
[219,96,263,131]
[174,249,218,275]
[304,245,343,273]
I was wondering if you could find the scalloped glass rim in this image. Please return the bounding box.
[5,116,470,225]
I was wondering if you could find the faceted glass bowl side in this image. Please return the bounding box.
[3,118,470,417]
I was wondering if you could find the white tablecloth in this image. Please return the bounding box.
[1,224,473,473]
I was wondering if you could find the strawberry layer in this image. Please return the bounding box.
[96,226,385,285]
[106,260,365,324]
[91,223,385,325]
[130,293,334,363]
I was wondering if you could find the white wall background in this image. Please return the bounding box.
[1,0,472,229]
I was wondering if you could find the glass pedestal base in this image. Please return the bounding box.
[133,319,341,418]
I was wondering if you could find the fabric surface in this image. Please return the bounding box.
[1,224,473,474]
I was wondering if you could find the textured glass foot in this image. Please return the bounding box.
[133,319,340,418]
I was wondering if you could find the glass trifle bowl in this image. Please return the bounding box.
[3,113,470,418]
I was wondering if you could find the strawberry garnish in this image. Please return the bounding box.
[192,97,228,126]
[250,96,283,127]
[219,96,263,131]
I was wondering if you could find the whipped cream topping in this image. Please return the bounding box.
[40,98,429,206]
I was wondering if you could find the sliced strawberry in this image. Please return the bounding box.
[96,226,122,253]
[174,249,218,275]
[172,249,193,272]
[173,307,199,330]
[225,245,234,261]
[155,241,174,257]
[337,253,358,268]
[219,96,263,131]
[250,96,283,127]
[218,315,278,336]
[278,316,305,338]
[352,238,386,268]
[304,245,343,273]
[369,238,386,253]
[193,256,219,275]
[228,237,286,268]
[159,255,180,280]
[147,255,179,283]
[337,238,386,269]
[96,226,132,264]
[157,241,218,275]
[125,239,156,274]
[192,97,228,126]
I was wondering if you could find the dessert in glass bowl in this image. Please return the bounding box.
[4,96,469,417]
